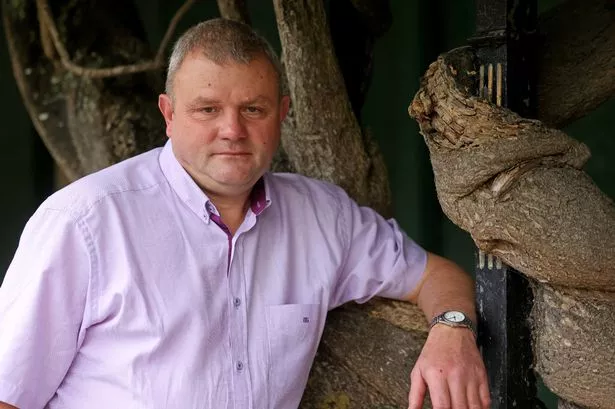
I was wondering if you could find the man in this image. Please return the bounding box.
[0,18,490,409]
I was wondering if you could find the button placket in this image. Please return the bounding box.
[228,235,252,405]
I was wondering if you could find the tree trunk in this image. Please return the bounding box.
[409,47,615,409]
[273,0,391,216]
[533,285,615,409]
[301,300,430,409]
[2,0,165,181]
[537,0,615,127]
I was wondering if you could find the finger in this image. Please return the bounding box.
[479,378,491,409]
[408,368,427,409]
[448,372,468,409]
[425,372,451,409]
[466,382,482,409]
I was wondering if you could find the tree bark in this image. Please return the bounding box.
[537,0,615,127]
[301,301,431,409]
[533,285,615,409]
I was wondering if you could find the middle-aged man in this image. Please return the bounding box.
[0,18,490,409]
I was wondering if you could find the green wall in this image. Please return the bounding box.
[363,1,479,272]
[0,1,613,407]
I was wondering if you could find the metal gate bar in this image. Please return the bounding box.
[469,1,541,408]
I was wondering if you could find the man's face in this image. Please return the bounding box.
[158,52,289,197]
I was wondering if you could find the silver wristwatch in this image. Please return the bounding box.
[429,310,477,337]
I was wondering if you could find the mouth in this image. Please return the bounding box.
[215,152,251,156]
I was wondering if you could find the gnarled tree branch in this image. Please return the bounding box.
[34,0,194,79]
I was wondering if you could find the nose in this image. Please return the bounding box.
[219,110,246,140]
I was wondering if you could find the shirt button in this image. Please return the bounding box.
[236,361,244,371]
[233,297,241,308]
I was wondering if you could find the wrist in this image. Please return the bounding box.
[429,310,477,338]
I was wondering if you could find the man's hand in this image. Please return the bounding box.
[405,252,490,408]
[408,325,490,409]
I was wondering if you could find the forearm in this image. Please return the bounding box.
[408,252,476,323]
[406,252,490,409]
[0,402,18,409]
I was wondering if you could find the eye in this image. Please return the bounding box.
[243,106,264,115]
[199,106,217,114]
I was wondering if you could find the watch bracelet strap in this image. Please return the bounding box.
[429,315,477,338]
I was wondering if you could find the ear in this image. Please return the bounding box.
[279,95,291,122]
[158,94,174,137]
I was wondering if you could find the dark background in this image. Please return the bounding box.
[1,1,613,407]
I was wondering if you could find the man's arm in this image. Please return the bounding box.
[406,252,491,409]
[0,402,18,409]
[0,209,90,407]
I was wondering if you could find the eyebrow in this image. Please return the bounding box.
[186,97,220,109]
[242,95,273,105]
[186,95,274,109]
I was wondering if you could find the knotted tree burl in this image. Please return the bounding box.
[409,47,615,409]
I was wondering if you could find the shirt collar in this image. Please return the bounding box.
[159,140,272,221]
[249,176,271,216]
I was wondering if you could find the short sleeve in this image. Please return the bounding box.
[329,191,427,309]
[0,208,92,408]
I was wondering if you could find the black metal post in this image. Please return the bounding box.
[469,1,541,408]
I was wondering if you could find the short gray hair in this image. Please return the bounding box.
[165,18,286,99]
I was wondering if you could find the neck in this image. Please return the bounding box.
[207,189,252,235]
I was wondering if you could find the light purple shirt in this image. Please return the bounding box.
[0,141,427,409]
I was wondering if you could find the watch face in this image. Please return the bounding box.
[444,311,466,323]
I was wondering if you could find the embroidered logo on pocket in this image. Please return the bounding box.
[302,316,310,323]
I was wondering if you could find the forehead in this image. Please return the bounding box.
[174,52,279,95]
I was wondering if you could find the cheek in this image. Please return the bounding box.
[258,135,278,154]
[260,122,281,145]
[178,120,217,144]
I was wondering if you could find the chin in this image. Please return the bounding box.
[214,174,256,188]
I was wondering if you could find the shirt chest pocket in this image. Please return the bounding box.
[265,304,322,407]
